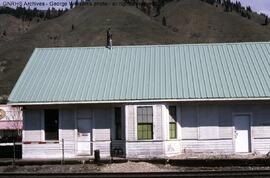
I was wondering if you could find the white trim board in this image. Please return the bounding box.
[8,97,270,106]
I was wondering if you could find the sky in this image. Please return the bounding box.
[231,0,270,16]
[0,0,269,16]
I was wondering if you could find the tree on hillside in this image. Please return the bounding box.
[75,0,79,6]
[58,9,63,17]
[246,6,252,13]
[224,0,232,12]
[162,16,167,26]
[70,1,74,9]
[2,30,6,36]
[45,8,51,19]
[247,13,251,19]
[146,4,151,16]
[156,2,161,16]
[141,1,146,13]
[265,16,268,25]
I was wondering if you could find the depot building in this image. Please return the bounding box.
[8,42,270,159]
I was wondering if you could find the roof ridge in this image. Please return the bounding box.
[35,41,270,50]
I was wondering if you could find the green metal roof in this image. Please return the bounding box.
[8,42,270,104]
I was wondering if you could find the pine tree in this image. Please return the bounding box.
[162,16,166,26]
[70,1,74,9]
[3,30,6,36]
[246,6,252,12]
[45,8,51,19]
[156,3,161,16]
[265,16,268,25]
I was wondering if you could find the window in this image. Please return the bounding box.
[137,106,153,140]
[115,107,122,140]
[169,106,177,139]
[44,109,59,140]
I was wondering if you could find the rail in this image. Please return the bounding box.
[1,170,270,178]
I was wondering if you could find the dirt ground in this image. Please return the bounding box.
[170,153,270,160]
[0,162,176,173]
[0,161,270,173]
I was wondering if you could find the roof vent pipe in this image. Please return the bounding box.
[107,28,112,50]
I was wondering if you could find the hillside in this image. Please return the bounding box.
[0,14,38,43]
[156,0,270,42]
[0,4,177,100]
[1,0,270,101]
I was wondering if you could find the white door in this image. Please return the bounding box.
[77,118,92,155]
[234,115,251,153]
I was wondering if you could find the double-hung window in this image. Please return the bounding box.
[169,106,177,139]
[137,106,153,140]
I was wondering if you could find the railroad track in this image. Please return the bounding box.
[1,170,270,178]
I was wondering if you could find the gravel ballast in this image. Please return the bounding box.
[0,161,270,173]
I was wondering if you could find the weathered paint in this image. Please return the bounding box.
[22,106,115,159]
[22,103,270,159]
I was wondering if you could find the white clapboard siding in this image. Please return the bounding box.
[60,109,75,141]
[22,103,270,159]
[252,106,270,139]
[60,130,75,142]
[181,106,198,139]
[218,106,233,139]
[23,110,43,141]
[93,108,111,141]
[198,105,219,140]
[23,131,43,142]
[154,105,163,140]
[126,141,164,158]
[181,139,234,153]
[93,129,110,141]
[165,140,181,156]
[126,105,136,141]
[253,138,270,154]
[23,143,62,159]
[93,141,111,157]
[253,126,270,138]
[219,127,232,139]
[59,109,76,156]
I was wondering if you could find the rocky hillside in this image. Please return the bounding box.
[0,0,270,101]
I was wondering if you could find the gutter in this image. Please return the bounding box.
[7,97,270,106]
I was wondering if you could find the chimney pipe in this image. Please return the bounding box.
[107,28,112,49]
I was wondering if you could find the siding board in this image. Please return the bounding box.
[23,110,42,141]
[198,105,219,139]
[154,105,162,140]
[181,105,198,139]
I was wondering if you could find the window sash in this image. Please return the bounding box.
[137,123,153,140]
[137,106,153,140]
[137,106,153,123]
[169,106,176,122]
[169,122,177,139]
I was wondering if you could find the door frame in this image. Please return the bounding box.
[232,113,253,153]
[75,108,93,156]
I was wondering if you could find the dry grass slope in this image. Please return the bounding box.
[0,0,270,99]
[156,0,270,42]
